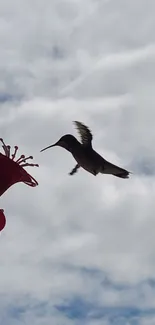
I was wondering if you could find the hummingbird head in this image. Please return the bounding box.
[40,134,78,153]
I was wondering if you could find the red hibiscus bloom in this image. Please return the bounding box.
[0,138,39,231]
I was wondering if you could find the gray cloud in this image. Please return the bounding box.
[0,0,155,324]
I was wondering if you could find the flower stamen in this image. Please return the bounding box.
[0,139,10,157]
[0,139,38,168]
[12,146,18,160]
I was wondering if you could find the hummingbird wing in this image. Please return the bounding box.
[74,121,93,147]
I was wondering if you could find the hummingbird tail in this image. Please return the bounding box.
[101,161,130,179]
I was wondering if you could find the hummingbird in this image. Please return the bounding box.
[40,121,130,178]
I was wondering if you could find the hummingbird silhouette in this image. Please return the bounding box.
[40,121,130,178]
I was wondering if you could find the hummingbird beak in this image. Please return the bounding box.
[40,142,57,152]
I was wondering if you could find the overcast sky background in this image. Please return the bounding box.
[0,0,155,324]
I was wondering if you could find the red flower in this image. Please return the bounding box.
[0,138,39,231]
[0,209,6,231]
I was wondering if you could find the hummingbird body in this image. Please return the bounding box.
[41,121,130,179]
[70,141,104,175]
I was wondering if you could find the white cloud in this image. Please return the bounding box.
[0,0,155,324]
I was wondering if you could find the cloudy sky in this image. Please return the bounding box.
[0,0,155,324]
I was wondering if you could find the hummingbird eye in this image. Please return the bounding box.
[59,140,68,149]
[57,138,72,151]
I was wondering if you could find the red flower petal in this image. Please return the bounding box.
[0,209,6,231]
[0,139,39,196]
